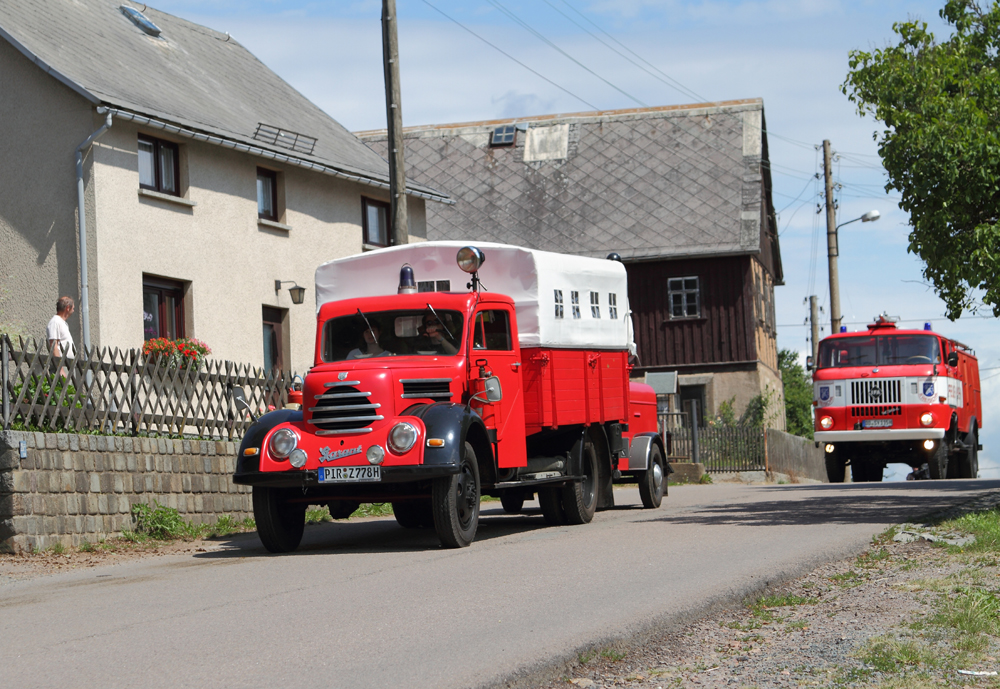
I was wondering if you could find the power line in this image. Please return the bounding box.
[419,0,599,110]
[485,0,647,108]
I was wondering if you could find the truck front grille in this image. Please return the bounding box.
[400,378,452,401]
[308,384,383,434]
[849,379,902,405]
[850,405,902,417]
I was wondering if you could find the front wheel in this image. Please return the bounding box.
[928,440,949,480]
[253,486,306,553]
[637,445,666,508]
[825,451,846,483]
[431,441,480,548]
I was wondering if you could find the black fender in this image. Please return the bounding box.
[235,409,303,474]
[404,403,493,480]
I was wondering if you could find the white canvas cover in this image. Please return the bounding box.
[315,241,635,351]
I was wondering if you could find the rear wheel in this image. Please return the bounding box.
[538,487,567,525]
[253,486,306,553]
[393,499,434,528]
[928,440,949,480]
[431,442,480,548]
[825,450,846,483]
[328,500,361,520]
[500,492,526,514]
[562,433,600,524]
[959,429,979,479]
[637,445,666,508]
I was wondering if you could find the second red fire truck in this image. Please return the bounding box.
[811,315,982,482]
[232,242,667,552]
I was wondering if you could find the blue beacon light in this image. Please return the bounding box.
[924,323,932,331]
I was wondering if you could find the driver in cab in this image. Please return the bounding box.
[415,314,458,355]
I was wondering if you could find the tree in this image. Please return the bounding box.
[842,0,1000,319]
[778,349,813,439]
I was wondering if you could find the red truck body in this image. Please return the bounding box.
[234,243,664,552]
[812,316,982,482]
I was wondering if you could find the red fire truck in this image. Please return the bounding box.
[811,315,982,482]
[232,242,666,552]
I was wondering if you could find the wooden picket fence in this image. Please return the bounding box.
[659,412,767,473]
[0,335,296,440]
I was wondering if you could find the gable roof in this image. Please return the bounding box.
[0,0,449,203]
[357,99,780,276]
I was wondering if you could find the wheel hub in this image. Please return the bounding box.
[652,461,664,491]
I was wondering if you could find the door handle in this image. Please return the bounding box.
[511,362,521,370]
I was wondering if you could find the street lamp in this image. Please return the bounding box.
[275,280,306,305]
[828,210,880,333]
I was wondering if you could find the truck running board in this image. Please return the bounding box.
[492,475,584,490]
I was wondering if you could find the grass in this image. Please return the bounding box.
[600,648,626,661]
[938,507,1000,552]
[859,636,939,673]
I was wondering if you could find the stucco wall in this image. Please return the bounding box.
[0,39,96,344]
[680,365,786,430]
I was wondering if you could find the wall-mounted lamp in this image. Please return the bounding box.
[275,280,306,305]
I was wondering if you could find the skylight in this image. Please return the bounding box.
[120,5,162,37]
[253,123,318,156]
[491,125,516,147]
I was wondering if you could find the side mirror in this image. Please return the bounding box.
[947,351,959,367]
[805,355,814,372]
[230,386,257,423]
[484,376,503,403]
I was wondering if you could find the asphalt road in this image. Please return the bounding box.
[2,479,998,689]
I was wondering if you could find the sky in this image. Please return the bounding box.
[146,0,998,480]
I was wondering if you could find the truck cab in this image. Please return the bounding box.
[234,242,666,552]
[812,315,982,482]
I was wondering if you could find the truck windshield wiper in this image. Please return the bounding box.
[357,308,379,347]
[425,303,454,340]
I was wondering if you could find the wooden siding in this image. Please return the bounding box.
[627,256,756,370]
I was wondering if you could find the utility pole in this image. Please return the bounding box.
[382,0,408,245]
[823,140,840,335]
[809,295,820,362]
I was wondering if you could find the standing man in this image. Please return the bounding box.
[46,296,76,359]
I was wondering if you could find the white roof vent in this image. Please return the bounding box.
[120,5,162,37]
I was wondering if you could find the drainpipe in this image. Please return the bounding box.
[75,107,113,354]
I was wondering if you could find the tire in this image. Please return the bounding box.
[562,433,600,524]
[328,501,360,520]
[500,492,526,514]
[637,444,666,508]
[253,486,306,553]
[960,429,979,479]
[393,499,434,528]
[825,451,846,483]
[928,440,949,480]
[431,441,480,548]
[538,487,567,525]
[851,461,882,482]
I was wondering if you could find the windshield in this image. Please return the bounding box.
[817,334,940,369]
[322,309,464,362]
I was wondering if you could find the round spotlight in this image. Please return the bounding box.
[367,445,385,465]
[456,246,485,274]
[269,428,297,459]
[920,412,934,427]
[288,448,308,468]
[388,422,418,454]
[820,416,834,430]
[824,444,835,454]
[923,439,936,451]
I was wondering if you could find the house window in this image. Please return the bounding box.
[571,291,581,319]
[362,197,391,247]
[668,277,700,319]
[142,276,185,340]
[609,293,618,319]
[554,290,564,318]
[262,306,288,374]
[590,291,601,318]
[138,135,179,196]
[491,125,516,147]
[257,168,277,220]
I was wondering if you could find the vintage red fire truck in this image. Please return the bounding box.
[811,315,982,482]
[232,242,666,552]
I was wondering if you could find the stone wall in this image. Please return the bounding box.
[0,430,250,553]
[766,429,827,482]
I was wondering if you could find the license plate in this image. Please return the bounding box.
[318,466,381,483]
[862,419,893,429]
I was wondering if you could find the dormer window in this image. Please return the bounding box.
[490,125,516,147]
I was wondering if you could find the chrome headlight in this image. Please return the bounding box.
[920,412,934,427]
[289,448,308,468]
[820,416,834,430]
[269,428,297,459]
[388,422,418,454]
[367,445,385,465]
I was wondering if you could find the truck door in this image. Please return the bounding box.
[470,307,527,468]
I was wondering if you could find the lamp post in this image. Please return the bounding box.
[828,209,880,334]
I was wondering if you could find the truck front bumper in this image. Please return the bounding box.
[815,428,946,443]
[234,463,459,488]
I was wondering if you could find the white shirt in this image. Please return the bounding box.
[46,315,75,358]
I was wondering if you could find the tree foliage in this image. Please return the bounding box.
[778,349,813,439]
[842,0,1000,318]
